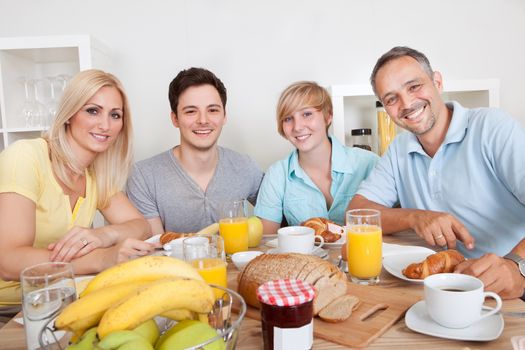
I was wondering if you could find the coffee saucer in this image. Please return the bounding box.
[266,247,329,260]
[405,301,504,341]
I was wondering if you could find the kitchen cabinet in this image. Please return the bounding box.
[0,35,111,151]
[329,79,500,152]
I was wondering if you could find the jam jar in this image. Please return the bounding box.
[257,279,315,350]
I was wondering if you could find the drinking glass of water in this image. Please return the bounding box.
[20,262,76,350]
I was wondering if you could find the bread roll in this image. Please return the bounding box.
[159,232,195,245]
[402,249,465,279]
[301,217,342,243]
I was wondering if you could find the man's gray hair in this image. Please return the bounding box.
[370,46,434,97]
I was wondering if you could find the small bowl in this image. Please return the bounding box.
[231,251,263,270]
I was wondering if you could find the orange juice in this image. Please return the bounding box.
[346,225,382,279]
[219,217,248,254]
[191,257,227,298]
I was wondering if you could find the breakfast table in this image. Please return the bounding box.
[0,231,523,349]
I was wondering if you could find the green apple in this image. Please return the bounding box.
[155,320,225,350]
[247,216,263,247]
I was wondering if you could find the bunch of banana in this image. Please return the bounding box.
[80,256,203,297]
[57,280,153,336]
[97,277,215,338]
[56,255,214,343]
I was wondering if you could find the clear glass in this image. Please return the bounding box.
[345,209,382,285]
[183,234,227,296]
[219,199,248,256]
[21,262,76,350]
[19,77,47,128]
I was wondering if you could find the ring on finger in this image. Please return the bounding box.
[81,239,88,247]
[434,234,444,240]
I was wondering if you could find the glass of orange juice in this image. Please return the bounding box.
[346,209,382,285]
[219,199,249,256]
[183,234,227,298]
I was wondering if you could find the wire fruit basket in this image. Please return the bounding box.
[39,285,246,349]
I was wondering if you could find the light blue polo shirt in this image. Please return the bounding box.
[357,101,525,258]
[255,136,379,228]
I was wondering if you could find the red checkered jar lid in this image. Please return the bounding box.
[256,279,315,306]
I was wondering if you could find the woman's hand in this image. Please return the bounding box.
[48,226,117,262]
[113,238,159,264]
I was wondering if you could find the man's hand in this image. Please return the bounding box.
[455,253,525,299]
[408,210,475,250]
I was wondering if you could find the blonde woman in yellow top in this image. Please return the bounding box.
[0,70,151,306]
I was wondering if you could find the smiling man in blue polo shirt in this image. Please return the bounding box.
[350,46,525,300]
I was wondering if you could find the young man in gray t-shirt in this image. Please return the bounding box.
[127,68,263,234]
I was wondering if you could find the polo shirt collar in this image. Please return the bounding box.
[406,101,468,154]
[330,136,354,174]
[288,135,353,177]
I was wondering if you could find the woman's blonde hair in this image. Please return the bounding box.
[43,69,133,209]
[276,81,333,137]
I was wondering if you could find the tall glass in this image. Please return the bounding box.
[219,199,249,256]
[345,209,382,285]
[183,234,227,298]
[20,262,76,350]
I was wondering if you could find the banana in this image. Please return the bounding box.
[66,314,102,338]
[80,256,203,297]
[196,222,219,235]
[132,319,159,345]
[56,281,153,336]
[97,278,215,338]
[66,327,98,350]
[160,308,195,321]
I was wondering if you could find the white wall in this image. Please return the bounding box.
[1,0,524,169]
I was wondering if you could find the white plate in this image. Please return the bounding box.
[266,247,329,259]
[405,301,504,341]
[382,249,435,283]
[266,236,345,249]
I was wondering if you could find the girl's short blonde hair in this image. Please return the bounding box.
[44,69,133,209]
[276,81,333,137]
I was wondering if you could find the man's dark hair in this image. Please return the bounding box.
[370,46,434,96]
[168,67,227,114]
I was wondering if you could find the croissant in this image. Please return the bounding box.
[159,231,195,245]
[402,249,465,279]
[301,217,343,243]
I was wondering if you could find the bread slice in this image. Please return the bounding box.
[318,294,360,323]
[312,274,348,315]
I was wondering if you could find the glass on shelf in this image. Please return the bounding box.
[18,77,47,129]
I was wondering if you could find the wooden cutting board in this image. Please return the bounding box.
[241,281,420,348]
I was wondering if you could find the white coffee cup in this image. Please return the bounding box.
[424,273,502,329]
[277,226,324,254]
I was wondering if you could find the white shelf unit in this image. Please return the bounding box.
[0,35,111,151]
[329,79,500,152]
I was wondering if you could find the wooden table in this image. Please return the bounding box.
[1,231,523,349]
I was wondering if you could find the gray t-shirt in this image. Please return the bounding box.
[126,147,264,233]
